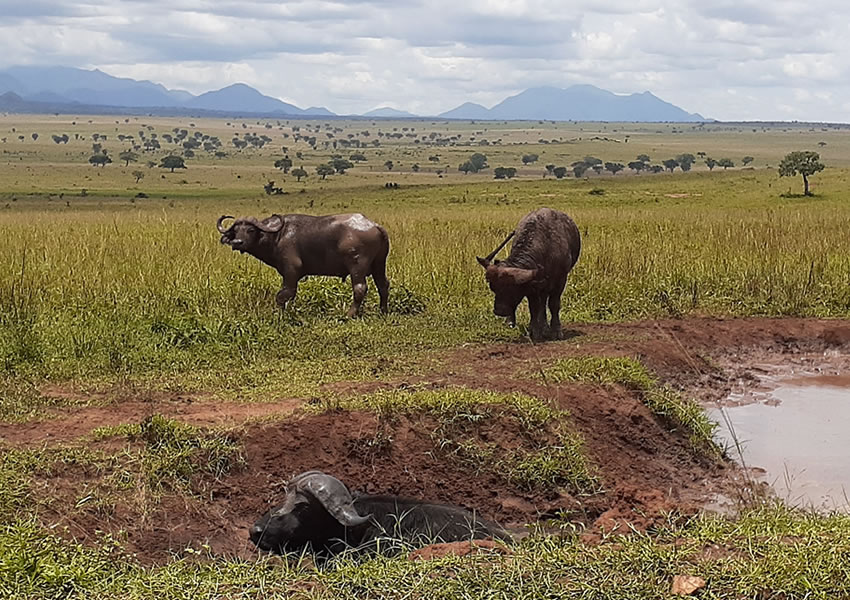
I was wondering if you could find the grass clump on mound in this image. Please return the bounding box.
[316,387,599,495]
[92,415,245,491]
[541,356,718,453]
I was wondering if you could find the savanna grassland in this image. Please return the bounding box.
[1,114,850,599]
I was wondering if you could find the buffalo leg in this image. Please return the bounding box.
[527,293,547,342]
[372,258,390,314]
[347,274,368,318]
[275,279,299,310]
[547,277,567,340]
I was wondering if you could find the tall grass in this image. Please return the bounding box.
[2,171,850,386]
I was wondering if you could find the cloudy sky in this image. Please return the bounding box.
[1,0,848,121]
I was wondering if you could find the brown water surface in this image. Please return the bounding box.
[712,373,850,511]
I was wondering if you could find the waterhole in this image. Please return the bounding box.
[711,372,850,511]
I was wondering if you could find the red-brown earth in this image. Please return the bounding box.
[3,317,849,564]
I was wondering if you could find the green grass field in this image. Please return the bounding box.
[1,114,849,598]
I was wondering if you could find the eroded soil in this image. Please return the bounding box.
[3,317,849,564]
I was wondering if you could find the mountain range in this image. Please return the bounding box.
[0,66,706,122]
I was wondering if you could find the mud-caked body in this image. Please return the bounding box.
[477,208,581,341]
[250,471,507,556]
[217,213,389,317]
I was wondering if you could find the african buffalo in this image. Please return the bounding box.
[477,208,581,342]
[250,471,508,556]
[217,213,389,317]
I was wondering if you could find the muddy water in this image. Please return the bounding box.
[711,373,850,511]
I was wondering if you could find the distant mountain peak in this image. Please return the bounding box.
[439,85,705,122]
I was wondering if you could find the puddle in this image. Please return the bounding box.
[711,372,850,511]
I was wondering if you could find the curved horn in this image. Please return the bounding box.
[291,471,370,527]
[478,231,515,267]
[250,214,284,233]
[216,215,235,233]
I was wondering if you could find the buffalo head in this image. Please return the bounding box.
[250,471,371,553]
[217,214,284,253]
[477,231,539,325]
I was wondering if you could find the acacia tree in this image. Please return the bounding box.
[717,158,735,170]
[604,162,624,175]
[742,156,754,166]
[316,164,334,179]
[88,154,112,167]
[778,150,825,196]
[291,167,308,182]
[274,156,292,173]
[160,155,186,172]
[705,157,718,171]
[662,158,679,173]
[119,150,139,167]
[553,166,567,179]
[628,160,645,174]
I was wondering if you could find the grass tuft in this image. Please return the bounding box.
[542,356,718,453]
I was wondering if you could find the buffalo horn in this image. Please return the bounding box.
[216,215,235,233]
[250,215,284,233]
[478,231,515,266]
[292,471,371,527]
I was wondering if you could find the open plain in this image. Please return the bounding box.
[2,114,850,598]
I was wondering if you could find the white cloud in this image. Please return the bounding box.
[1,0,850,120]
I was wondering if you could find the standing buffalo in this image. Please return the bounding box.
[250,471,507,556]
[217,213,389,317]
[477,208,581,342]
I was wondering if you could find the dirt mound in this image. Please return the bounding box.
[7,317,850,564]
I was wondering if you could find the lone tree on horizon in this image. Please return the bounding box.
[779,150,825,196]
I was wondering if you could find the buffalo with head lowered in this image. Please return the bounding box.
[477,207,581,342]
[217,213,389,317]
[250,471,508,556]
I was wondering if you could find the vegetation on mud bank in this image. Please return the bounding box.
[318,387,598,494]
[0,415,243,523]
[1,505,848,599]
[540,356,718,453]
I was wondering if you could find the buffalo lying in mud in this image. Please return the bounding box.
[217,213,389,317]
[477,207,581,342]
[250,471,508,556]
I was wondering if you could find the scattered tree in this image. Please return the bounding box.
[88,154,112,167]
[274,156,293,173]
[31,133,38,142]
[553,166,568,179]
[468,153,488,172]
[350,153,367,162]
[384,160,394,171]
[717,158,735,170]
[742,156,754,166]
[160,155,186,172]
[132,170,145,183]
[544,164,555,177]
[628,160,646,173]
[291,167,308,182]
[493,166,517,179]
[704,157,717,171]
[636,154,650,163]
[521,153,539,165]
[662,158,679,173]
[572,162,589,178]
[778,150,825,196]
[316,164,335,179]
[675,153,696,172]
[119,150,139,167]
[604,162,624,175]
[331,158,354,174]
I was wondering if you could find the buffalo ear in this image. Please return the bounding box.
[476,256,490,269]
[503,267,538,285]
[263,215,284,232]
